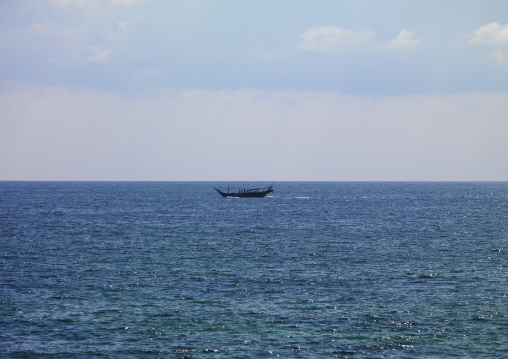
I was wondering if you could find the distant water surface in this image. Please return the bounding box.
[1,182,507,358]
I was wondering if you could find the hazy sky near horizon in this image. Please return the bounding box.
[1,0,508,180]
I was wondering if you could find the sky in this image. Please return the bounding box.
[1,0,508,181]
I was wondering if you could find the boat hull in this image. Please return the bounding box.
[214,187,274,198]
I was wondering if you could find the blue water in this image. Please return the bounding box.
[1,182,507,358]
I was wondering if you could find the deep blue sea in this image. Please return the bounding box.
[1,182,507,358]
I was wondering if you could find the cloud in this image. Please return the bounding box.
[9,21,112,64]
[49,0,88,7]
[109,0,142,5]
[22,22,77,39]
[298,26,419,51]
[0,2,133,67]
[469,23,508,69]
[469,22,508,44]
[298,26,374,51]
[490,48,508,68]
[386,30,420,49]
[86,48,111,62]
[50,0,142,7]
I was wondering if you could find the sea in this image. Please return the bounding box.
[1,181,507,358]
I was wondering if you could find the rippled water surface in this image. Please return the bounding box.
[1,182,507,358]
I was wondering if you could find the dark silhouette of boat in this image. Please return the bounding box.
[214,185,274,198]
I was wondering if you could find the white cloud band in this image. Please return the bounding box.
[2,87,507,180]
[299,26,420,51]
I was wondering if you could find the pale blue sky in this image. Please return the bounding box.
[2,0,508,94]
[1,0,508,180]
